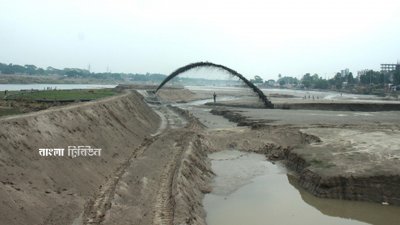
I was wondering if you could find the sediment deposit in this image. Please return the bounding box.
[0,91,160,225]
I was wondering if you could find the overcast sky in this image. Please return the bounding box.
[1,0,400,80]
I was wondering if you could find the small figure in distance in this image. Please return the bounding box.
[213,92,217,104]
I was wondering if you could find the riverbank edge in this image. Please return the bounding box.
[209,107,400,206]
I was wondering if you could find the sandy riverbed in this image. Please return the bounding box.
[1,86,400,225]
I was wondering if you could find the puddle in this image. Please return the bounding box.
[204,150,400,225]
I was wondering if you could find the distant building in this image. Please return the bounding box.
[341,68,350,78]
[381,63,400,72]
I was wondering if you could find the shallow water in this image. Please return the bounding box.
[204,150,400,225]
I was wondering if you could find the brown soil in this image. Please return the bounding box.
[0,89,215,225]
[0,91,160,225]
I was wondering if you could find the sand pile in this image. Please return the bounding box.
[0,91,160,225]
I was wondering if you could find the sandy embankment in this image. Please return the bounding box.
[0,91,160,225]
[0,89,216,225]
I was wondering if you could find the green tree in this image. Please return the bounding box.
[314,78,329,89]
[250,75,263,84]
[25,64,37,75]
[394,69,400,85]
[346,72,355,84]
[332,72,343,89]
[301,73,316,88]
[278,76,299,86]
[360,70,383,85]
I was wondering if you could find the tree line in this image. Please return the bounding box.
[263,69,400,91]
[0,62,167,82]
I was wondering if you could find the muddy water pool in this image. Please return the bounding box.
[204,150,400,225]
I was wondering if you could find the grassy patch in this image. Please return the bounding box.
[4,88,116,101]
[0,88,118,117]
[0,107,22,117]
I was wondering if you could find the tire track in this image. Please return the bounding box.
[152,133,194,225]
[81,135,158,225]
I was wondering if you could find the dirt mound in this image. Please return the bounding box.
[285,127,400,205]
[0,91,160,225]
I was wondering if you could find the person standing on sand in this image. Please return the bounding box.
[213,92,217,103]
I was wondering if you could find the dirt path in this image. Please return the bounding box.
[78,103,205,225]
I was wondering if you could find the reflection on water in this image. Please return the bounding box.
[204,150,400,225]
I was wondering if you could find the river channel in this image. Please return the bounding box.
[204,150,400,225]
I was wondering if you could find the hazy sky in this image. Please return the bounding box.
[1,0,400,80]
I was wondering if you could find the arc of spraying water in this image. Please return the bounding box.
[155,62,274,108]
